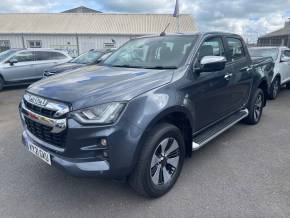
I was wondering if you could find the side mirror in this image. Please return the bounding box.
[199,56,227,73]
[281,56,290,62]
[7,58,18,65]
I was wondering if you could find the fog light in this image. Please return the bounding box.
[100,138,108,146]
[103,151,109,158]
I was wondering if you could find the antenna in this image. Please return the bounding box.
[160,23,170,36]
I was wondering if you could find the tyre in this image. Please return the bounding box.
[269,77,280,100]
[0,77,4,91]
[129,123,185,198]
[286,82,290,89]
[244,88,264,125]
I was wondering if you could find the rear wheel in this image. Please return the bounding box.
[269,77,280,99]
[0,77,4,91]
[129,123,185,198]
[244,88,264,125]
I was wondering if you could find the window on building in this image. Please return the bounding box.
[0,40,11,52]
[226,37,245,61]
[28,40,42,48]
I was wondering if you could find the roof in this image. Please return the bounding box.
[259,28,290,38]
[62,6,102,13]
[0,13,196,35]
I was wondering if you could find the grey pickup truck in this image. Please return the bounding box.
[19,32,272,198]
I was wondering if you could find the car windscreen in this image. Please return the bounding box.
[249,48,278,61]
[71,51,103,64]
[104,35,198,69]
[0,50,18,62]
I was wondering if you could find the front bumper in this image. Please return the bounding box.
[22,130,110,176]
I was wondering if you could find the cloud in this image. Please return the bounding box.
[0,0,289,42]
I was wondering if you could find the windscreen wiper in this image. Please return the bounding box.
[111,64,143,68]
[144,66,178,69]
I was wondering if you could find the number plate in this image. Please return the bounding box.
[28,143,51,165]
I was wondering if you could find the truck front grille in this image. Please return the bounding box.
[24,99,57,118]
[25,117,67,148]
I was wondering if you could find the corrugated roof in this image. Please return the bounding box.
[260,27,290,38]
[0,13,196,35]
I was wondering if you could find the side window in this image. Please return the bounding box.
[226,38,245,61]
[12,51,34,62]
[48,52,67,60]
[282,50,290,58]
[34,51,67,61]
[198,37,225,61]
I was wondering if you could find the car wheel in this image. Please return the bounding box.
[286,82,290,89]
[269,77,280,99]
[0,77,4,91]
[129,123,185,198]
[244,88,264,125]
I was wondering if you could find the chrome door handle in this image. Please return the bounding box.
[224,73,233,80]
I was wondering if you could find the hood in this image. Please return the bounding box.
[28,65,174,110]
[45,62,86,74]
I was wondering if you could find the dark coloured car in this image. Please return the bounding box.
[19,32,270,198]
[43,49,112,78]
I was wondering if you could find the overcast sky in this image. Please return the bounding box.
[1,0,290,41]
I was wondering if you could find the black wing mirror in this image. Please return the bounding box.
[6,58,18,66]
[198,56,227,73]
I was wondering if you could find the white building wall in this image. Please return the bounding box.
[0,33,137,57]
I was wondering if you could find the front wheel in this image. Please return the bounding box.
[129,123,185,198]
[243,88,265,125]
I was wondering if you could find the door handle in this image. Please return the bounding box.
[224,73,233,80]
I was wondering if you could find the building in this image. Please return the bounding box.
[258,20,290,47]
[62,6,102,14]
[0,11,196,56]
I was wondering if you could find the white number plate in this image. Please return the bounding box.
[28,143,51,165]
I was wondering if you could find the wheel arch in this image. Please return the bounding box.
[134,106,194,166]
[257,78,268,106]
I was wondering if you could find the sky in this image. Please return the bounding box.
[0,0,290,42]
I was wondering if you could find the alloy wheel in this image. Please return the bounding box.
[150,138,180,186]
[254,94,263,122]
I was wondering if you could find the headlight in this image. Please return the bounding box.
[72,102,126,125]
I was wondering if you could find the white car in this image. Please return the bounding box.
[0,48,72,91]
[249,46,290,99]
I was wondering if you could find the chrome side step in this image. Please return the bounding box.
[192,109,249,151]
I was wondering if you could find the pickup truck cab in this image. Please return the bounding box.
[19,32,270,198]
[249,46,290,99]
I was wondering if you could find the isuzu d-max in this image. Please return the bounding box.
[19,32,271,198]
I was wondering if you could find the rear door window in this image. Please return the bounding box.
[226,37,245,61]
[34,51,67,61]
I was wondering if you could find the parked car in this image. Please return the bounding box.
[249,46,290,99]
[43,49,112,78]
[19,32,270,198]
[0,48,71,91]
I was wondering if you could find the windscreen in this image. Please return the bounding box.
[249,48,278,61]
[0,50,18,62]
[71,51,103,64]
[104,35,198,69]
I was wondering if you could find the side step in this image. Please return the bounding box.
[192,109,249,151]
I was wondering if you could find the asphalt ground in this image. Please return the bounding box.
[0,86,289,218]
